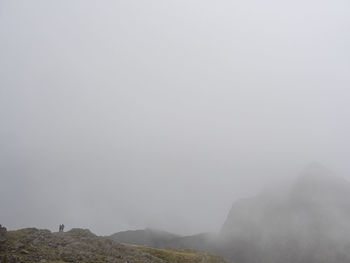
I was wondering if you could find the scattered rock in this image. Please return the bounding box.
[60,252,75,262]
[0,254,21,263]
[13,241,25,250]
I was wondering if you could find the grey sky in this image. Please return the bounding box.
[0,0,349,235]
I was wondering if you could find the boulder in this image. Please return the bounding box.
[0,224,7,243]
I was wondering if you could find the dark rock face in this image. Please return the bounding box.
[0,225,7,252]
[0,225,7,243]
[219,165,350,263]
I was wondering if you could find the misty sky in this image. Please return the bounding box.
[1,0,350,235]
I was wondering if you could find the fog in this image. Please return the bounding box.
[0,0,349,236]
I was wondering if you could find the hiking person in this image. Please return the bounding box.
[59,224,64,232]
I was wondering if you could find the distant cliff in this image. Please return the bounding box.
[109,164,350,263]
[219,164,350,263]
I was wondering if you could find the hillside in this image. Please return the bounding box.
[0,226,227,263]
[108,229,219,255]
[108,228,179,248]
[0,226,164,263]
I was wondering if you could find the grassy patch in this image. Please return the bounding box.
[136,246,227,263]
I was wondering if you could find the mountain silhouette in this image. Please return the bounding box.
[219,164,350,263]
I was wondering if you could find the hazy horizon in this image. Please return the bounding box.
[1,0,350,236]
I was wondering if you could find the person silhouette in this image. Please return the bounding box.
[59,224,65,232]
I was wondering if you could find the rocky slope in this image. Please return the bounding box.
[0,225,227,263]
[0,226,164,263]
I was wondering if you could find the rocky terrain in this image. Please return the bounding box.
[0,226,164,263]
[0,225,227,263]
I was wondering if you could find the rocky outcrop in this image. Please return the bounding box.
[0,227,165,263]
[0,225,7,243]
[0,225,7,253]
